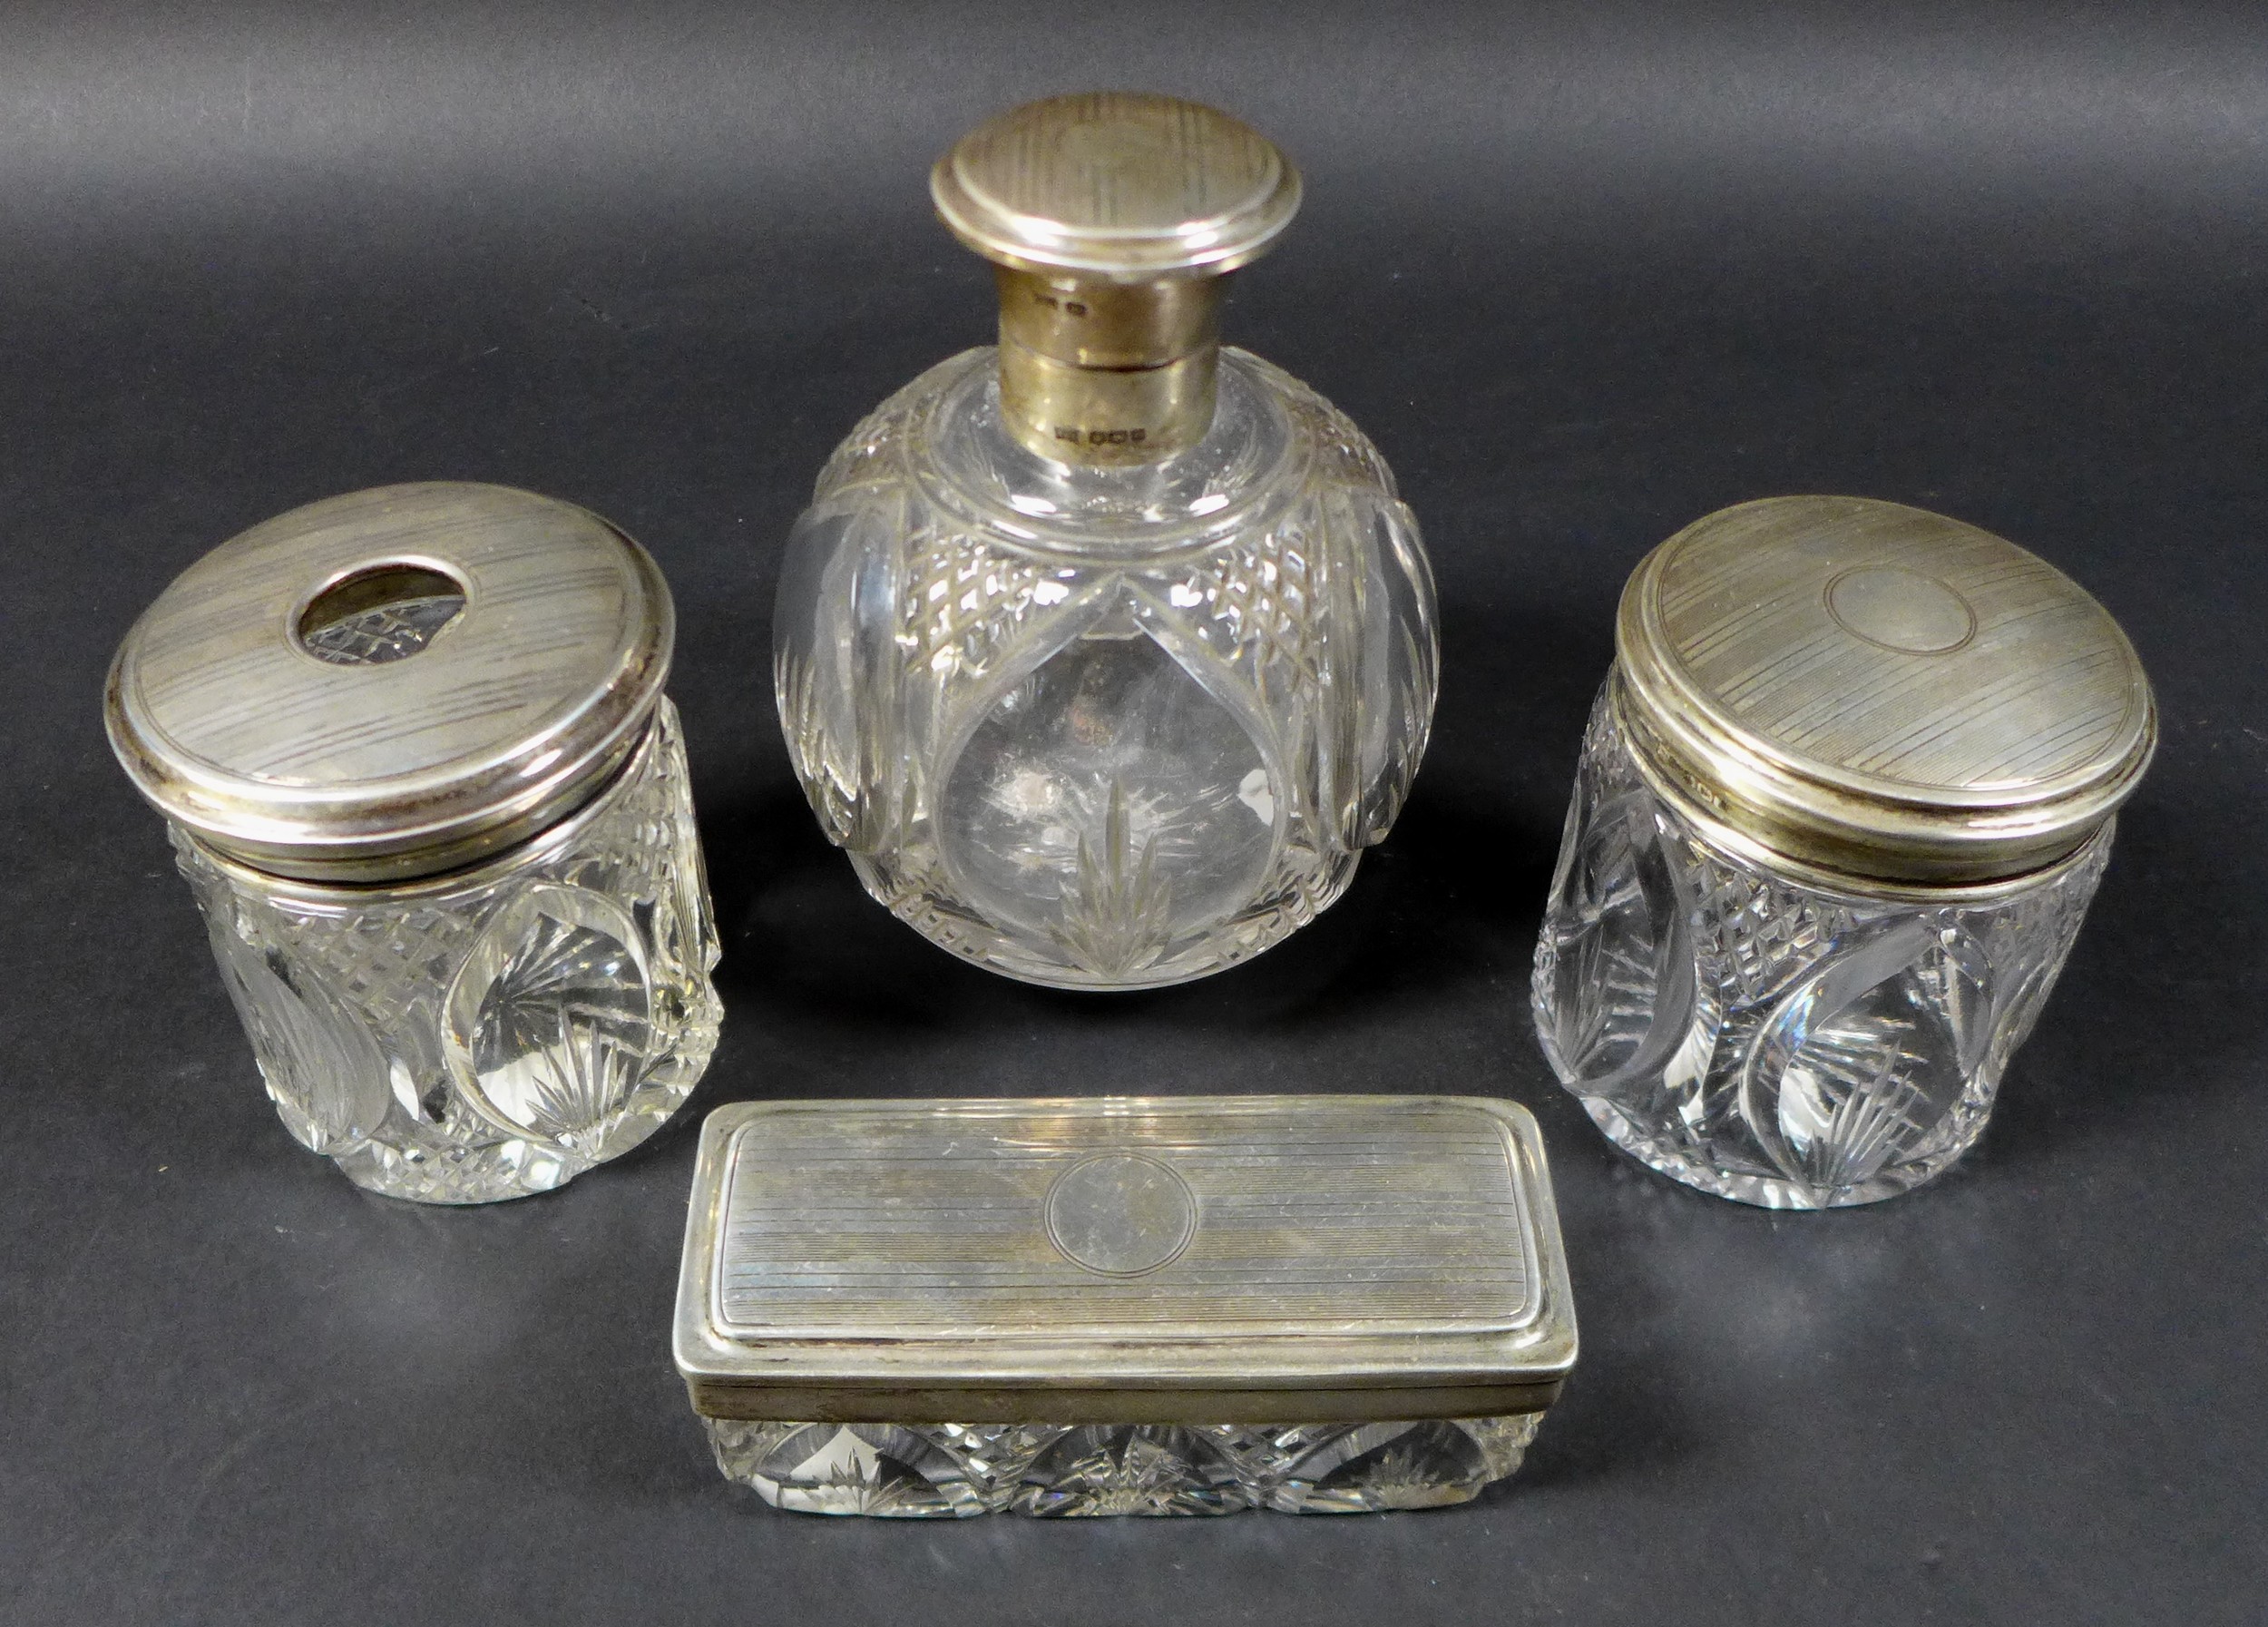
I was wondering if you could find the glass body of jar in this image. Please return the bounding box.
[174,701,722,1203]
[773,347,1438,990]
[1532,680,2114,1210]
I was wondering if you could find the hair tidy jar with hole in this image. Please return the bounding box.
[106,483,723,1203]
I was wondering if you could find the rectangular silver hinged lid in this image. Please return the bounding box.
[673,1095,1577,1425]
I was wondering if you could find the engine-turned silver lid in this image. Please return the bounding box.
[931,91,1301,279]
[674,1095,1576,1426]
[105,482,673,884]
[1614,495,2156,887]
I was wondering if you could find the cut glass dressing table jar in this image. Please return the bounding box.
[675,1095,1575,1516]
[773,93,1439,988]
[1532,496,2155,1209]
[106,483,723,1202]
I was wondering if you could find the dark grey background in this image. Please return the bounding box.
[4,3,2263,1622]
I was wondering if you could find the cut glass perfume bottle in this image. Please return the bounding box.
[106,483,723,1203]
[675,1096,1575,1516]
[774,93,1439,988]
[1532,497,2156,1209]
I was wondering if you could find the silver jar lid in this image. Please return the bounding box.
[931,92,1301,279]
[106,482,673,884]
[675,1095,1576,1426]
[1615,495,2156,887]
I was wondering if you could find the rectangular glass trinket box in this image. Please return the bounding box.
[672,1094,1576,1516]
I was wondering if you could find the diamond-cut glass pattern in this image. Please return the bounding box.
[298,594,465,665]
[1532,683,2112,1209]
[903,530,1076,685]
[177,701,722,1203]
[1158,527,1323,691]
[705,1414,1541,1517]
[774,347,1438,989]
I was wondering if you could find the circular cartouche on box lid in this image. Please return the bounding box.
[105,482,672,885]
[1613,495,2156,888]
[931,91,1301,279]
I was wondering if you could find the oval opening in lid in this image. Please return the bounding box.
[105,482,673,884]
[294,559,469,666]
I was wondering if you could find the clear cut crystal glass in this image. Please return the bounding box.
[1532,686,2110,1210]
[774,346,1438,988]
[175,702,722,1203]
[703,1415,1541,1518]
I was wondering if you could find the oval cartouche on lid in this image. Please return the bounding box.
[1613,495,2157,887]
[105,482,672,883]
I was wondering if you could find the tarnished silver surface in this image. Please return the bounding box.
[105,482,672,882]
[932,92,1299,279]
[1616,495,2156,886]
[674,1096,1576,1426]
[934,93,1301,464]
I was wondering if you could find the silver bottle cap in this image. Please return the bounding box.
[106,482,673,884]
[675,1095,1576,1426]
[932,92,1301,279]
[1615,495,2156,887]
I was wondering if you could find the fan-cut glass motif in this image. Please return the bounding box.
[443,884,652,1154]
